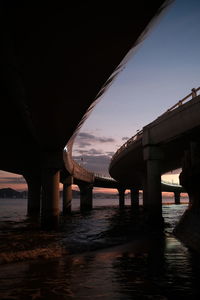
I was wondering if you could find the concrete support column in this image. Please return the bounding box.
[63,176,73,215]
[130,188,139,209]
[174,192,180,205]
[174,142,200,251]
[41,168,60,230]
[179,143,200,209]
[79,183,93,211]
[143,145,163,227]
[118,188,125,209]
[25,175,41,216]
[142,175,147,206]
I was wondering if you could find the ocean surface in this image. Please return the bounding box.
[1,197,200,299]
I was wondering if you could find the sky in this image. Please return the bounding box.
[72,0,200,181]
[0,0,200,191]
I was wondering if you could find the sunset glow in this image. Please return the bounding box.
[1,0,199,197]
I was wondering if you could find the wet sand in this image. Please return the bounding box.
[1,202,200,299]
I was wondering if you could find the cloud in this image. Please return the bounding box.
[164,168,181,175]
[75,132,115,148]
[77,141,91,148]
[78,132,96,140]
[73,154,111,175]
[0,176,25,184]
[72,132,116,173]
[106,151,115,157]
[0,171,27,191]
[122,136,130,141]
[0,171,26,185]
[98,137,115,143]
[76,149,103,156]
[85,149,103,155]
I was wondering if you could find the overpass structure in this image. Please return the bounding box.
[0,1,169,228]
[109,88,200,226]
[59,146,184,215]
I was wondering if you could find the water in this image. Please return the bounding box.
[0,197,200,299]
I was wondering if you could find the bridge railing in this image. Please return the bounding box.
[162,86,200,115]
[111,129,143,162]
[72,159,94,182]
[111,86,200,163]
[71,162,116,183]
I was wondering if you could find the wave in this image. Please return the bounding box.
[0,246,67,264]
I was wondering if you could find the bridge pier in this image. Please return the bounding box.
[78,183,93,211]
[174,191,180,204]
[174,143,200,252]
[25,175,41,216]
[130,188,139,209]
[41,168,60,230]
[179,144,200,209]
[63,175,73,215]
[143,145,163,227]
[118,188,125,209]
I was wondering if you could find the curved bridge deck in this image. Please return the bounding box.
[110,91,200,187]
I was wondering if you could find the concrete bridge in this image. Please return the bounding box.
[58,144,185,214]
[9,131,185,229]
[0,1,170,229]
[109,88,200,229]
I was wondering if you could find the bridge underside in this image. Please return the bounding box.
[0,0,167,176]
[109,123,200,188]
[110,94,200,241]
[0,1,168,229]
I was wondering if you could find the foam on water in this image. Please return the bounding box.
[0,198,188,264]
[2,198,200,299]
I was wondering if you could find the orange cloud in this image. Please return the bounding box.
[0,170,27,191]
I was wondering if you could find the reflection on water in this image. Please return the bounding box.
[0,198,200,299]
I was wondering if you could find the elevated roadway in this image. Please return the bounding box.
[109,88,200,224]
[60,147,184,214]
[0,0,167,176]
[0,1,168,228]
[109,90,200,187]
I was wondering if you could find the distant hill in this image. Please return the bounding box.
[60,190,80,198]
[0,188,27,198]
[61,190,118,199]
[93,192,118,199]
[0,188,118,199]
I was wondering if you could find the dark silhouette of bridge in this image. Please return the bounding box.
[59,147,185,214]
[0,1,170,229]
[109,88,200,237]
